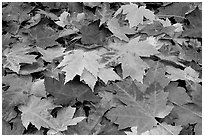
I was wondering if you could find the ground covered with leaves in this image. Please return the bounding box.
[2,2,202,135]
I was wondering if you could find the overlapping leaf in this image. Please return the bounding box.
[44,75,101,105]
[48,107,86,132]
[114,3,155,27]
[19,96,58,130]
[108,37,159,83]
[3,43,37,73]
[105,78,173,134]
[57,49,120,89]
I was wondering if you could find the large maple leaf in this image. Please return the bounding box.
[19,96,58,130]
[44,75,101,105]
[3,43,37,73]
[57,49,120,89]
[114,3,155,27]
[105,79,173,134]
[108,37,159,83]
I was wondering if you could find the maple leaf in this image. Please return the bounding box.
[143,61,170,88]
[44,75,101,105]
[48,106,86,132]
[121,54,149,83]
[108,37,159,82]
[3,74,32,106]
[3,43,37,73]
[107,17,135,42]
[57,49,100,84]
[95,2,114,26]
[166,66,201,83]
[30,18,59,48]
[114,3,155,27]
[57,49,120,89]
[105,79,173,134]
[19,96,59,130]
[37,46,65,62]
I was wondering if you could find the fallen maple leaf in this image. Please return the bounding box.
[57,49,100,85]
[30,19,59,48]
[44,75,100,105]
[19,96,59,130]
[57,49,120,89]
[48,106,86,132]
[114,3,155,27]
[108,37,159,83]
[105,79,173,134]
[3,74,32,106]
[143,61,170,88]
[3,43,37,73]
